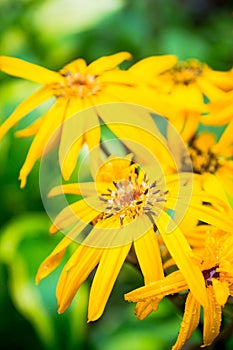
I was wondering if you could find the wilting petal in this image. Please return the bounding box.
[0,56,63,84]
[0,87,52,141]
[203,287,222,347]
[172,293,200,350]
[36,236,72,283]
[88,243,131,321]
[156,211,208,307]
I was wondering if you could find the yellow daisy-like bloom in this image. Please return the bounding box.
[130,56,232,141]
[182,131,233,198]
[36,155,213,321]
[125,227,233,349]
[0,53,165,187]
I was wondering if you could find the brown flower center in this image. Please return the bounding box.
[202,266,220,286]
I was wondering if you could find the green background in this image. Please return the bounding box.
[0,1,232,349]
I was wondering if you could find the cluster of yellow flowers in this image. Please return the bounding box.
[0,52,233,349]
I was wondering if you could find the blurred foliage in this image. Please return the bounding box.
[0,0,232,349]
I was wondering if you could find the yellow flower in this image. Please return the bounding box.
[36,155,213,321]
[0,53,163,187]
[182,131,233,198]
[125,227,233,349]
[130,56,232,141]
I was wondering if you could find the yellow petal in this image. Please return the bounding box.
[197,76,225,100]
[86,52,132,75]
[0,87,52,142]
[18,98,69,187]
[125,270,188,302]
[203,68,233,91]
[169,84,205,111]
[0,56,63,84]
[157,211,208,307]
[57,245,103,313]
[36,236,72,284]
[48,182,107,197]
[61,58,87,75]
[202,287,222,347]
[50,198,100,235]
[88,243,131,321]
[15,117,44,138]
[134,228,164,284]
[172,293,200,350]
[129,55,177,81]
[212,278,229,306]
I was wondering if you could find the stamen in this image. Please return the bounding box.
[99,167,168,226]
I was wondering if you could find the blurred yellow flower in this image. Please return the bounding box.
[182,131,233,198]
[125,227,233,349]
[0,53,163,187]
[130,56,232,141]
[36,155,212,321]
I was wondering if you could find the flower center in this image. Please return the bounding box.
[54,70,101,98]
[99,167,167,226]
[189,145,219,174]
[170,60,203,85]
[202,266,220,286]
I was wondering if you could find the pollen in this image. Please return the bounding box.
[99,166,168,226]
[54,70,101,98]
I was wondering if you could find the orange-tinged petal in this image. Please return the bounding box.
[203,287,222,347]
[0,56,63,84]
[88,243,131,321]
[129,55,178,81]
[86,52,132,75]
[134,300,158,320]
[212,278,229,306]
[134,228,164,284]
[156,211,208,307]
[180,111,200,142]
[0,87,53,141]
[36,236,72,284]
[57,245,103,313]
[172,293,200,350]
[18,98,68,187]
